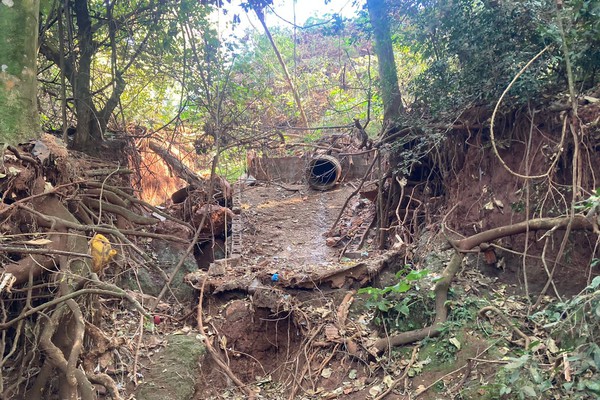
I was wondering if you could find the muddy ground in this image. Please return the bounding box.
[240,183,354,273]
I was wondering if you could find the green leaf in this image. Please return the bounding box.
[393,281,412,293]
[529,366,542,384]
[395,303,410,317]
[583,379,600,393]
[522,386,537,397]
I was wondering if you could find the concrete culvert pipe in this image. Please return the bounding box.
[306,155,342,190]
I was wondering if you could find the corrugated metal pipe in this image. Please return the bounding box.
[306,155,342,190]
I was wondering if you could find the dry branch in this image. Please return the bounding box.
[81,196,158,225]
[149,140,204,187]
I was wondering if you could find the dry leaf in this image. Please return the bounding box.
[563,353,572,382]
[23,238,53,246]
[325,324,340,341]
[345,339,358,355]
[415,384,427,395]
[449,337,461,350]
[383,375,394,387]
[368,385,382,396]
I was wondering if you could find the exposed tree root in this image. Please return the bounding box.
[373,252,463,352]
[374,215,595,352]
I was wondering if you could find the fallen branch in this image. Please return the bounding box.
[81,197,159,225]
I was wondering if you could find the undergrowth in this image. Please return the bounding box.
[359,263,600,399]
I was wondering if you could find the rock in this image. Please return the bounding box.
[326,236,341,247]
[135,335,205,400]
[122,239,198,302]
[213,254,241,268]
[208,262,226,276]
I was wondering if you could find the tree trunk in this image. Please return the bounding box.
[366,0,404,123]
[0,0,40,145]
[72,0,102,151]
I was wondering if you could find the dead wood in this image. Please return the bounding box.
[84,181,194,230]
[81,196,159,225]
[149,140,205,187]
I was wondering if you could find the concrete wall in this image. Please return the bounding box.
[248,152,380,184]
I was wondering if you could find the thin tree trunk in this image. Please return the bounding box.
[72,0,98,150]
[366,0,404,124]
[0,0,40,145]
[253,7,310,129]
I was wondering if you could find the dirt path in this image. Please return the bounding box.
[239,183,354,274]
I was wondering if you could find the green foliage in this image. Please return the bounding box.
[575,187,600,213]
[495,354,554,399]
[489,276,600,399]
[358,268,433,331]
[395,0,552,117]
[420,296,484,364]
[390,0,600,120]
[493,344,600,399]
